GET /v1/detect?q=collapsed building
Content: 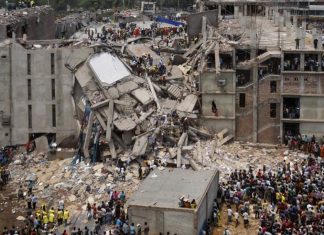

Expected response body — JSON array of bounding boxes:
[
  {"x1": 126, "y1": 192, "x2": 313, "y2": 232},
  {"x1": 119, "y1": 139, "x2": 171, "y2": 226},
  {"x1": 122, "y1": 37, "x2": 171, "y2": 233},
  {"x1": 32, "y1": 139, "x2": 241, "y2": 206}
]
[{"x1": 1, "y1": 0, "x2": 324, "y2": 150}]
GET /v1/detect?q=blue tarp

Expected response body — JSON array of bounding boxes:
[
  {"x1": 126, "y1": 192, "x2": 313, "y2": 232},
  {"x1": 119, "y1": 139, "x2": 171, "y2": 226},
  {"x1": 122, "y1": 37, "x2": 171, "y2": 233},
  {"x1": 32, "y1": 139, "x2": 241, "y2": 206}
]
[{"x1": 155, "y1": 16, "x2": 185, "y2": 27}]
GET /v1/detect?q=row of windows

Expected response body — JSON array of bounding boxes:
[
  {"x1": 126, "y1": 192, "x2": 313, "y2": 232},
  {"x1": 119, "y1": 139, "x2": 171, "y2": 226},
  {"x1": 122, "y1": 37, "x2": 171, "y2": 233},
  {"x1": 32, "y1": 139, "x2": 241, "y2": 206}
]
[
  {"x1": 27, "y1": 53, "x2": 55, "y2": 75},
  {"x1": 28, "y1": 104, "x2": 56, "y2": 128},
  {"x1": 27, "y1": 79, "x2": 55, "y2": 100}
]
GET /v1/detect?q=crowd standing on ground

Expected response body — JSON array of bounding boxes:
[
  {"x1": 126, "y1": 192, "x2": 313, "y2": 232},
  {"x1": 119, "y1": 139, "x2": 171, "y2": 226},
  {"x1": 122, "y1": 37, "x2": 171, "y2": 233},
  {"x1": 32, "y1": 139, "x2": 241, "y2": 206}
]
[{"x1": 217, "y1": 135, "x2": 323, "y2": 235}]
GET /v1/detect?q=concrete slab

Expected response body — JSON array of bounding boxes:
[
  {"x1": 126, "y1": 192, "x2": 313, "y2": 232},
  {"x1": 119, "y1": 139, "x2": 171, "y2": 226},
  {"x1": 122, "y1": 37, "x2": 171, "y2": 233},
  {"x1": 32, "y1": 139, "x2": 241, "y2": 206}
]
[
  {"x1": 88, "y1": 52, "x2": 131, "y2": 86},
  {"x1": 131, "y1": 88, "x2": 153, "y2": 105},
  {"x1": 132, "y1": 134, "x2": 149, "y2": 157},
  {"x1": 114, "y1": 117, "x2": 137, "y2": 131},
  {"x1": 117, "y1": 80, "x2": 139, "y2": 95},
  {"x1": 176, "y1": 94, "x2": 198, "y2": 113},
  {"x1": 35, "y1": 136, "x2": 49, "y2": 153}
]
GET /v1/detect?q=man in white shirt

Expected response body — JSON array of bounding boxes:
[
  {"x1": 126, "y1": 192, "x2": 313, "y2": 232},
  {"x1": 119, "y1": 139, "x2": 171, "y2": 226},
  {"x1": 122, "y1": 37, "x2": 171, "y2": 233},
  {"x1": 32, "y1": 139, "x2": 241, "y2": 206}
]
[
  {"x1": 243, "y1": 211, "x2": 249, "y2": 228},
  {"x1": 227, "y1": 207, "x2": 233, "y2": 224},
  {"x1": 234, "y1": 210, "x2": 239, "y2": 227}
]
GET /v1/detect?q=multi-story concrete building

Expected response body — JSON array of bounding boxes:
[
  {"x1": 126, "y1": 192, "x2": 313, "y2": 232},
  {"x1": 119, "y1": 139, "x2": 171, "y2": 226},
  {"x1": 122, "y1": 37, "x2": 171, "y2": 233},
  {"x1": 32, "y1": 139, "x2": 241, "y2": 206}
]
[
  {"x1": 0, "y1": 39, "x2": 91, "y2": 147},
  {"x1": 197, "y1": 0, "x2": 324, "y2": 143}
]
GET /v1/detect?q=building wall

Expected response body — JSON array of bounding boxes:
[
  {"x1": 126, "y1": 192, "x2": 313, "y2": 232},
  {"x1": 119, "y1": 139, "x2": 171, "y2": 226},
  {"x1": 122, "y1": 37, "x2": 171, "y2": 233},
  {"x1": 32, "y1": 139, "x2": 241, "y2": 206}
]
[
  {"x1": 0, "y1": 42, "x2": 91, "y2": 146},
  {"x1": 300, "y1": 97, "x2": 324, "y2": 120},
  {"x1": 0, "y1": 43, "x2": 11, "y2": 145},
  {"x1": 128, "y1": 206, "x2": 195, "y2": 235},
  {"x1": 196, "y1": 170, "x2": 219, "y2": 234},
  {"x1": 235, "y1": 84, "x2": 253, "y2": 141},
  {"x1": 200, "y1": 71, "x2": 236, "y2": 135},
  {"x1": 257, "y1": 76, "x2": 281, "y2": 143},
  {"x1": 282, "y1": 73, "x2": 324, "y2": 95}
]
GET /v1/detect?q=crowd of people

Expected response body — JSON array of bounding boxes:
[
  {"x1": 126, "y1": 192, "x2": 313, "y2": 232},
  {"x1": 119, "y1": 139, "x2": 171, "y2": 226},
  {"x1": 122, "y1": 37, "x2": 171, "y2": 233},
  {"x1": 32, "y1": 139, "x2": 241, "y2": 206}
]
[
  {"x1": 84, "y1": 22, "x2": 184, "y2": 45},
  {"x1": 217, "y1": 139, "x2": 323, "y2": 235}
]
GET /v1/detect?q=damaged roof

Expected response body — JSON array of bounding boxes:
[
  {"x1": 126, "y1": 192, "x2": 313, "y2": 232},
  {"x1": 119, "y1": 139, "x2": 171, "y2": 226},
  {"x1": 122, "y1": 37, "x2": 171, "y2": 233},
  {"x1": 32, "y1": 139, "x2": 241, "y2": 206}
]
[{"x1": 88, "y1": 52, "x2": 131, "y2": 86}]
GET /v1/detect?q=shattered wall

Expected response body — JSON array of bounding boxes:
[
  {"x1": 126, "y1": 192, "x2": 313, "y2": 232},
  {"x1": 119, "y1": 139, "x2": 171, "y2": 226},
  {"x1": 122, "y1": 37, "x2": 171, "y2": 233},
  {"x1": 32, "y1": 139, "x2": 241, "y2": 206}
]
[{"x1": 187, "y1": 10, "x2": 218, "y2": 39}]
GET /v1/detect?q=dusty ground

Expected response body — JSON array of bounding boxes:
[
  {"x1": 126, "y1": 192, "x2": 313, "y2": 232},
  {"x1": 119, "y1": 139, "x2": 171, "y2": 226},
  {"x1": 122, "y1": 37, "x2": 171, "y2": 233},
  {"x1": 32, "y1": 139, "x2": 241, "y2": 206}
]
[{"x1": 0, "y1": 184, "x2": 26, "y2": 230}]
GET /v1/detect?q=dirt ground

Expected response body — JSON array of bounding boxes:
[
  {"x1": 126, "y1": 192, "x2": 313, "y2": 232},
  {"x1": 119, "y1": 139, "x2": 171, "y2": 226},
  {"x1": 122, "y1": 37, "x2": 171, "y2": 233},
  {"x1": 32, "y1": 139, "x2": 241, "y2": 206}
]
[
  {"x1": 0, "y1": 184, "x2": 26, "y2": 231},
  {"x1": 213, "y1": 205, "x2": 259, "y2": 235}
]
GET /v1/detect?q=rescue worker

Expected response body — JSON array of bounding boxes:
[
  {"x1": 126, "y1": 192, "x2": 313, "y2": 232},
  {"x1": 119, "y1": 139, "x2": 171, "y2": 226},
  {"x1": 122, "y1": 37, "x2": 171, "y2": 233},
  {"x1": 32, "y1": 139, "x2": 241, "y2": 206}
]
[
  {"x1": 48, "y1": 211, "x2": 55, "y2": 227},
  {"x1": 57, "y1": 209, "x2": 63, "y2": 225},
  {"x1": 43, "y1": 214, "x2": 49, "y2": 226},
  {"x1": 63, "y1": 209, "x2": 69, "y2": 226}
]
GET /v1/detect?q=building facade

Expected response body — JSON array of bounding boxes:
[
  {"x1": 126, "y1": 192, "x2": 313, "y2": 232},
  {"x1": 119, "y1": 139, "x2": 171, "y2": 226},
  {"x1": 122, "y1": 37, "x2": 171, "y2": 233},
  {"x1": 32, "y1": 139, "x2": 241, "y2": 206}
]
[
  {"x1": 198, "y1": 0, "x2": 324, "y2": 144},
  {"x1": 0, "y1": 40, "x2": 91, "y2": 147}
]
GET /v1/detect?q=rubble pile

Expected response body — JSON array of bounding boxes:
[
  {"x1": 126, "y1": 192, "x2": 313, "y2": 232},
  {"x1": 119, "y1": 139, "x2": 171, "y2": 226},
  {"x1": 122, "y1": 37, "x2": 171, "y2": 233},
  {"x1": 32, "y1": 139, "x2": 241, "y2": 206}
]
[
  {"x1": 72, "y1": 43, "x2": 211, "y2": 169},
  {"x1": 5, "y1": 151, "x2": 140, "y2": 216},
  {"x1": 55, "y1": 11, "x2": 95, "y2": 39},
  {"x1": 0, "y1": 6, "x2": 52, "y2": 24}
]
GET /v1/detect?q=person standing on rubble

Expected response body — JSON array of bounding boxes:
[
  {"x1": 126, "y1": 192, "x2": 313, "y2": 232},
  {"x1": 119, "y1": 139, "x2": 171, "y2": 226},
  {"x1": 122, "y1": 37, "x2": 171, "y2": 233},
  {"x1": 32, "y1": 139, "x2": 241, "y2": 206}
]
[
  {"x1": 181, "y1": 117, "x2": 189, "y2": 133},
  {"x1": 17, "y1": 185, "x2": 24, "y2": 201}
]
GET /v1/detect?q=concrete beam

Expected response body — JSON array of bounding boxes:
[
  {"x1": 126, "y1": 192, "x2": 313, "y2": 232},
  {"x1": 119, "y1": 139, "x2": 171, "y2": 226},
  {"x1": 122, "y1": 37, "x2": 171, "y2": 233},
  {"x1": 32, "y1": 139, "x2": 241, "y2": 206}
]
[
  {"x1": 145, "y1": 73, "x2": 161, "y2": 110},
  {"x1": 202, "y1": 16, "x2": 207, "y2": 48},
  {"x1": 215, "y1": 42, "x2": 220, "y2": 75},
  {"x1": 83, "y1": 111, "x2": 95, "y2": 158},
  {"x1": 177, "y1": 132, "x2": 188, "y2": 168},
  {"x1": 105, "y1": 100, "x2": 114, "y2": 142}
]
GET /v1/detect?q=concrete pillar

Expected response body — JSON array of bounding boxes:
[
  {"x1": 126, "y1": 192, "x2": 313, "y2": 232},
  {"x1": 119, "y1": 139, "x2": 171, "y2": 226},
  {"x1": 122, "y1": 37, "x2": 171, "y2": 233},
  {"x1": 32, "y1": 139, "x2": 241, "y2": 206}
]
[
  {"x1": 318, "y1": 54, "x2": 322, "y2": 72},
  {"x1": 218, "y1": 5, "x2": 222, "y2": 20},
  {"x1": 234, "y1": 5, "x2": 239, "y2": 19},
  {"x1": 252, "y1": 63, "x2": 258, "y2": 143},
  {"x1": 283, "y1": 10, "x2": 287, "y2": 27},
  {"x1": 239, "y1": 12, "x2": 246, "y2": 28},
  {"x1": 265, "y1": 6, "x2": 269, "y2": 18},
  {"x1": 293, "y1": 15, "x2": 298, "y2": 28},
  {"x1": 301, "y1": 20, "x2": 306, "y2": 49},
  {"x1": 244, "y1": 4, "x2": 248, "y2": 16},
  {"x1": 286, "y1": 11, "x2": 291, "y2": 27},
  {"x1": 300, "y1": 53, "x2": 305, "y2": 71},
  {"x1": 279, "y1": 15, "x2": 284, "y2": 30},
  {"x1": 274, "y1": 11, "x2": 279, "y2": 27}
]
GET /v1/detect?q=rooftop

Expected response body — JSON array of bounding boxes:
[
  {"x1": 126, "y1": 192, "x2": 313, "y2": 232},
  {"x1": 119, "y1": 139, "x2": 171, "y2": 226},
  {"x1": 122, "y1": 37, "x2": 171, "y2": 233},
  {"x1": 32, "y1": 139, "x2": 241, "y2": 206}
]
[{"x1": 127, "y1": 168, "x2": 217, "y2": 209}]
